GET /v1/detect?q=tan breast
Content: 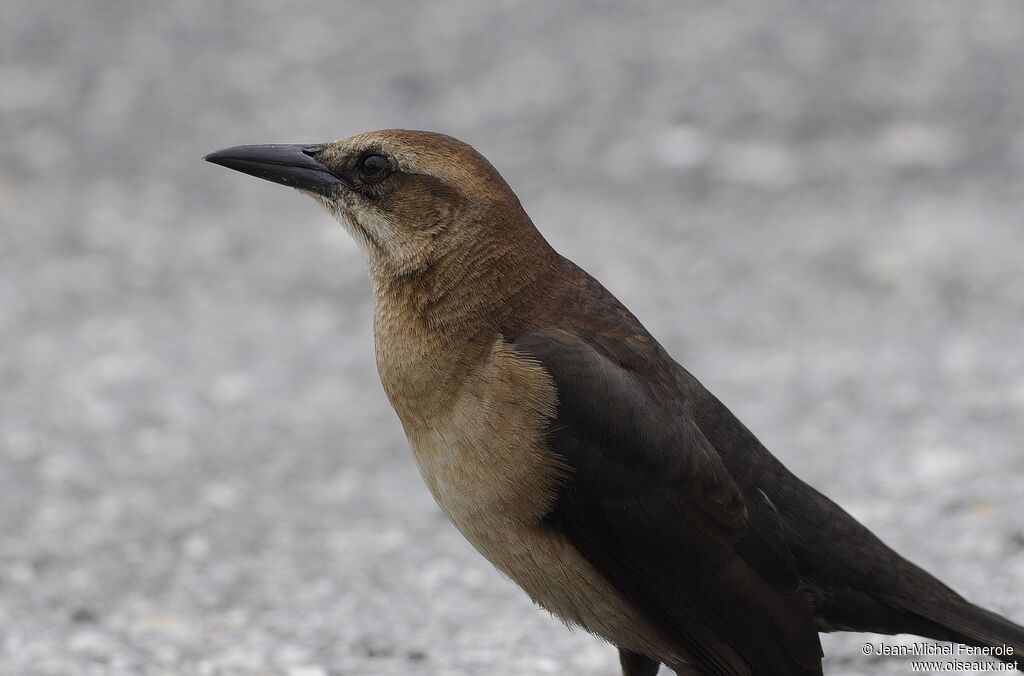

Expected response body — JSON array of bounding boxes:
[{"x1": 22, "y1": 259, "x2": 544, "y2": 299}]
[{"x1": 375, "y1": 329, "x2": 688, "y2": 663}]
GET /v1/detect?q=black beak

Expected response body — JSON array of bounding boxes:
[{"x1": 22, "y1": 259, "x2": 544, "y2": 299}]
[{"x1": 204, "y1": 144, "x2": 349, "y2": 197}]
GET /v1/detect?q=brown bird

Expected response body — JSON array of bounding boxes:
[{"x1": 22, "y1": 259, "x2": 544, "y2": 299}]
[{"x1": 205, "y1": 130, "x2": 1023, "y2": 675}]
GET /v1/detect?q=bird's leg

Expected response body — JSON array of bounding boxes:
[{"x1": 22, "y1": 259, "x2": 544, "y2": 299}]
[{"x1": 619, "y1": 648, "x2": 660, "y2": 676}]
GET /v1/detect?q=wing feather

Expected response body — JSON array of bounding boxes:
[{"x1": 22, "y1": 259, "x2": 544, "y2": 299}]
[{"x1": 509, "y1": 328, "x2": 823, "y2": 676}]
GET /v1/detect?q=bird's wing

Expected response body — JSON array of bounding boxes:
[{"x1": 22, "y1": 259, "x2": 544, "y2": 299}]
[{"x1": 509, "y1": 328, "x2": 823, "y2": 676}]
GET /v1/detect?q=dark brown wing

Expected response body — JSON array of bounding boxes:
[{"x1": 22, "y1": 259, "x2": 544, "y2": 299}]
[{"x1": 509, "y1": 328, "x2": 823, "y2": 676}]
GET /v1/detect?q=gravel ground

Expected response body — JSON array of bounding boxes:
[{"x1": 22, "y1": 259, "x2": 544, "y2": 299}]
[{"x1": 2, "y1": 2, "x2": 1024, "y2": 675}]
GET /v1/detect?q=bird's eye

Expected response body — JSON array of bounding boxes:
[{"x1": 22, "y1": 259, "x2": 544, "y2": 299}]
[{"x1": 358, "y1": 154, "x2": 390, "y2": 179}]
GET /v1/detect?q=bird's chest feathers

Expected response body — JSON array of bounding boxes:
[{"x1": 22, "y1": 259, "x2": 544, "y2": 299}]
[{"x1": 375, "y1": 326, "x2": 567, "y2": 536}]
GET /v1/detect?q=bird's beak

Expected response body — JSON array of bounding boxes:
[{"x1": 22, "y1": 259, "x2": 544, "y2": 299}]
[{"x1": 204, "y1": 144, "x2": 351, "y2": 197}]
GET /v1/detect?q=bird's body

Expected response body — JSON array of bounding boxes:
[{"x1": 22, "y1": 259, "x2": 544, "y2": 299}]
[
  {"x1": 206, "y1": 130, "x2": 1024, "y2": 675},
  {"x1": 373, "y1": 259, "x2": 688, "y2": 666},
  {"x1": 397, "y1": 335, "x2": 680, "y2": 663}
]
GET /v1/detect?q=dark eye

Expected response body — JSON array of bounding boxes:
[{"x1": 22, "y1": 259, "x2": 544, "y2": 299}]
[{"x1": 358, "y1": 154, "x2": 389, "y2": 179}]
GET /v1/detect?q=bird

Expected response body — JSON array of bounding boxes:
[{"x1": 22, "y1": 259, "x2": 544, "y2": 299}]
[{"x1": 205, "y1": 130, "x2": 1024, "y2": 675}]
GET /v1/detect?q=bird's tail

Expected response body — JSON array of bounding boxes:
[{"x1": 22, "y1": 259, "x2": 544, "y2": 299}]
[{"x1": 900, "y1": 596, "x2": 1024, "y2": 671}]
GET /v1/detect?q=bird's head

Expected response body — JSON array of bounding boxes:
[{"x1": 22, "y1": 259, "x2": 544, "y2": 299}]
[{"x1": 205, "y1": 130, "x2": 546, "y2": 282}]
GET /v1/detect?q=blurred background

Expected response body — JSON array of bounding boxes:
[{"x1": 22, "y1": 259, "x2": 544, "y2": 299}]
[{"x1": 2, "y1": 2, "x2": 1024, "y2": 674}]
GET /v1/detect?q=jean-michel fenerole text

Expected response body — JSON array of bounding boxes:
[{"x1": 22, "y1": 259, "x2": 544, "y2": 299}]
[{"x1": 873, "y1": 642, "x2": 1015, "y2": 658}]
